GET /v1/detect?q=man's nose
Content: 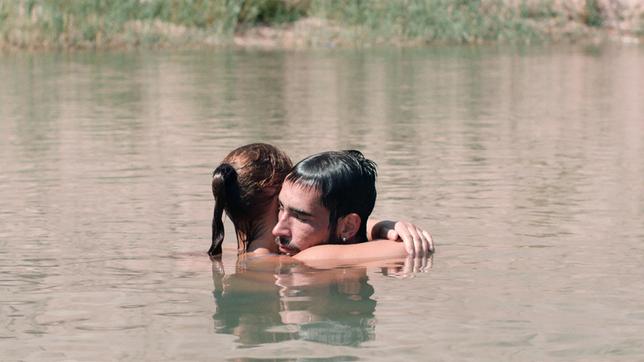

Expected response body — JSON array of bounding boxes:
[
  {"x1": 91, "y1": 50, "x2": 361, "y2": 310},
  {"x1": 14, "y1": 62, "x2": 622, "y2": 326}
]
[{"x1": 272, "y1": 212, "x2": 289, "y2": 237}]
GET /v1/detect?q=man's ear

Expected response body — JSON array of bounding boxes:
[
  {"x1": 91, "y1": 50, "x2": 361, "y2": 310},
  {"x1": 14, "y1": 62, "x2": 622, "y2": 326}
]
[{"x1": 336, "y1": 213, "x2": 361, "y2": 241}]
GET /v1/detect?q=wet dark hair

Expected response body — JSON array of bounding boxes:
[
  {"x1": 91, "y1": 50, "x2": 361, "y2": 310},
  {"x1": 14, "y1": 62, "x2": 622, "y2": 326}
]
[
  {"x1": 285, "y1": 150, "x2": 377, "y2": 243},
  {"x1": 209, "y1": 143, "x2": 292, "y2": 256}
]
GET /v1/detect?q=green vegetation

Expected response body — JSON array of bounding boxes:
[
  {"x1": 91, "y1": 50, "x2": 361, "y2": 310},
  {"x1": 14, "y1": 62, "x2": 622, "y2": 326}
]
[
  {"x1": 0, "y1": 0, "x2": 307, "y2": 48},
  {"x1": 0, "y1": 0, "x2": 640, "y2": 50},
  {"x1": 583, "y1": 0, "x2": 603, "y2": 27},
  {"x1": 309, "y1": 0, "x2": 547, "y2": 44}
]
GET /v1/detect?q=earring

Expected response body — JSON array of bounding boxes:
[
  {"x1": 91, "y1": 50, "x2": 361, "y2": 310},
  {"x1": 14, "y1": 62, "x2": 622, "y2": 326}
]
[{"x1": 341, "y1": 236, "x2": 347, "y2": 242}]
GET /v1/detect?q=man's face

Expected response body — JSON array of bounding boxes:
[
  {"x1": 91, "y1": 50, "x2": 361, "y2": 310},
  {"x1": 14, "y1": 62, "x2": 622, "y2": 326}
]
[{"x1": 272, "y1": 181, "x2": 335, "y2": 256}]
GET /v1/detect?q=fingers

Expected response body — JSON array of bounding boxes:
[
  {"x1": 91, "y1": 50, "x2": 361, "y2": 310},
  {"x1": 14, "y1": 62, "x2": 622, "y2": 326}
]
[
  {"x1": 411, "y1": 225, "x2": 436, "y2": 256},
  {"x1": 423, "y1": 254, "x2": 434, "y2": 271},
  {"x1": 399, "y1": 223, "x2": 424, "y2": 256},
  {"x1": 417, "y1": 228, "x2": 429, "y2": 255},
  {"x1": 401, "y1": 255, "x2": 425, "y2": 276},
  {"x1": 402, "y1": 256, "x2": 414, "y2": 275},
  {"x1": 395, "y1": 223, "x2": 415, "y2": 256},
  {"x1": 390, "y1": 220, "x2": 436, "y2": 257},
  {"x1": 381, "y1": 254, "x2": 433, "y2": 279},
  {"x1": 386, "y1": 229, "x2": 399, "y2": 242},
  {"x1": 415, "y1": 256, "x2": 422, "y2": 273},
  {"x1": 420, "y1": 236, "x2": 429, "y2": 256},
  {"x1": 406, "y1": 254, "x2": 433, "y2": 274},
  {"x1": 408, "y1": 226, "x2": 424, "y2": 257},
  {"x1": 423, "y1": 230, "x2": 435, "y2": 253},
  {"x1": 395, "y1": 221, "x2": 424, "y2": 257}
]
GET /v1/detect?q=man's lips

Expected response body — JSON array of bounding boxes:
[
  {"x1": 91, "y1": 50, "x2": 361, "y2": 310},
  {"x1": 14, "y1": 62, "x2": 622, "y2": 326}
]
[
  {"x1": 276, "y1": 237, "x2": 298, "y2": 255},
  {"x1": 278, "y1": 244, "x2": 297, "y2": 255}
]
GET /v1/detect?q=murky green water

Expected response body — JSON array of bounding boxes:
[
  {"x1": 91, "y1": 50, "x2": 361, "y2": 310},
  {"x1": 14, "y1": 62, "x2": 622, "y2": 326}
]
[{"x1": 1, "y1": 44, "x2": 643, "y2": 361}]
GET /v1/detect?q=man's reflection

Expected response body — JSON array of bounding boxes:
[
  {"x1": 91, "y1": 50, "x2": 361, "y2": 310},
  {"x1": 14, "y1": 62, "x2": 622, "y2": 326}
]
[{"x1": 211, "y1": 256, "x2": 377, "y2": 347}]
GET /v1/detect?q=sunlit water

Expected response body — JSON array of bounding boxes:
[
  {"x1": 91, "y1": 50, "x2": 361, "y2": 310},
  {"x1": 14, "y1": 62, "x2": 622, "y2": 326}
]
[{"x1": 1, "y1": 44, "x2": 643, "y2": 361}]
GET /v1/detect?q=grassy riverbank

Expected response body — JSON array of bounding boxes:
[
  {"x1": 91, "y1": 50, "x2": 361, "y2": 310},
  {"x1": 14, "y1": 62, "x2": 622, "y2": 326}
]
[{"x1": 1, "y1": 0, "x2": 642, "y2": 50}]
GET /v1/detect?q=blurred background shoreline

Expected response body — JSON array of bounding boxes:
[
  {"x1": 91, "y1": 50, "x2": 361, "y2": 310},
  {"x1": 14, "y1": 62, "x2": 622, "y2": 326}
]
[{"x1": 1, "y1": 0, "x2": 642, "y2": 52}]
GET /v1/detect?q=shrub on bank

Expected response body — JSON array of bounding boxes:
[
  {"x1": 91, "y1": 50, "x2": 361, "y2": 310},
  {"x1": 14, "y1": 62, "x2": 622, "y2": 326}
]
[
  {"x1": 0, "y1": 0, "x2": 640, "y2": 49},
  {"x1": 0, "y1": 0, "x2": 308, "y2": 48},
  {"x1": 309, "y1": 0, "x2": 546, "y2": 44}
]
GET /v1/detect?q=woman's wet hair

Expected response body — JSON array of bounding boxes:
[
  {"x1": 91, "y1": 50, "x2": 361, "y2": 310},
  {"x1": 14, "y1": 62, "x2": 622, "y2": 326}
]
[
  {"x1": 285, "y1": 150, "x2": 377, "y2": 243},
  {"x1": 209, "y1": 143, "x2": 292, "y2": 256}
]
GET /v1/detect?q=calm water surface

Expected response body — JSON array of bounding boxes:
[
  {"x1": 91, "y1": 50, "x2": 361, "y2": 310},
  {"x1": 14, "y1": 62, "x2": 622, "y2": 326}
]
[{"x1": 1, "y1": 45, "x2": 643, "y2": 361}]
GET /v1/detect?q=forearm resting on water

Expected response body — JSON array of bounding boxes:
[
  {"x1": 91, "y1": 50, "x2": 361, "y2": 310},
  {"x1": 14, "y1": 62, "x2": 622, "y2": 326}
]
[{"x1": 293, "y1": 240, "x2": 408, "y2": 262}]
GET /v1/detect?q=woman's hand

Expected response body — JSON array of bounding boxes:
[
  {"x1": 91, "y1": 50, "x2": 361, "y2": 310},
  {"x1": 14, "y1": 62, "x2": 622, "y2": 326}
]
[{"x1": 378, "y1": 220, "x2": 434, "y2": 256}]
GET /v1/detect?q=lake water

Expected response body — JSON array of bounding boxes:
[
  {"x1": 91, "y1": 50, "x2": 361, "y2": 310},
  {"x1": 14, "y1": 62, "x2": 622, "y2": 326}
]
[{"x1": 1, "y1": 44, "x2": 643, "y2": 361}]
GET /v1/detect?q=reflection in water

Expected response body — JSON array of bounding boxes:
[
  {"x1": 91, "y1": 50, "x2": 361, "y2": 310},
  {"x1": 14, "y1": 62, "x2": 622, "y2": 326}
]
[
  {"x1": 1, "y1": 45, "x2": 643, "y2": 360},
  {"x1": 211, "y1": 256, "x2": 376, "y2": 347}
]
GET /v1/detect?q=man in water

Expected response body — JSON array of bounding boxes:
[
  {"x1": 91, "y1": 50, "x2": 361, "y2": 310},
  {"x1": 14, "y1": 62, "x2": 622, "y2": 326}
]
[
  {"x1": 211, "y1": 150, "x2": 431, "y2": 346},
  {"x1": 273, "y1": 150, "x2": 433, "y2": 261}
]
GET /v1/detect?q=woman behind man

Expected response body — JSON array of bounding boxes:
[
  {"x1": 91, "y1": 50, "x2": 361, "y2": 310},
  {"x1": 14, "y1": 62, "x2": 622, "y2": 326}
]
[{"x1": 209, "y1": 143, "x2": 433, "y2": 260}]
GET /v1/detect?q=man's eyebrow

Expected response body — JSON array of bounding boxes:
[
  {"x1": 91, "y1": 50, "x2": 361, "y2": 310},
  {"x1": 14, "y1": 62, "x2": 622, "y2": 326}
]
[
  {"x1": 277, "y1": 198, "x2": 313, "y2": 218},
  {"x1": 286, "y1": 205, "x2": 313, "y2": 218},
  {"x1": 290, "y1": 207, "x2": 313, "y2": 218}
]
